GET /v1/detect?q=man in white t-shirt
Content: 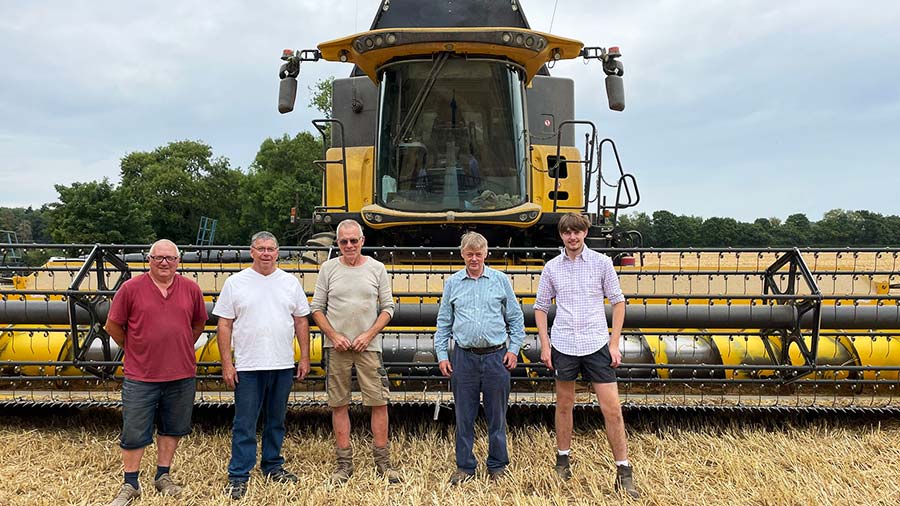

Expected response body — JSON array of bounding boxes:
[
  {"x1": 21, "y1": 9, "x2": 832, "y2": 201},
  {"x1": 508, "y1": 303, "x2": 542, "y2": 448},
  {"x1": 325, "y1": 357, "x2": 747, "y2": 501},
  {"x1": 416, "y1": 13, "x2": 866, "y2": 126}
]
[{"x1": 214, "y1": 231, "x2": 311, "y2": 500}]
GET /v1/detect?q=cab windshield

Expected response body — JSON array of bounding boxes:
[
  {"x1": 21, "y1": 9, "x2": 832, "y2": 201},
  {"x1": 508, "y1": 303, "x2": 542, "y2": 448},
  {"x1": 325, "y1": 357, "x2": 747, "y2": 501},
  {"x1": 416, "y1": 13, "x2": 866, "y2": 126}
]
[{"x1": 376, "y1": 57, "x2": 528, "y2": 212}]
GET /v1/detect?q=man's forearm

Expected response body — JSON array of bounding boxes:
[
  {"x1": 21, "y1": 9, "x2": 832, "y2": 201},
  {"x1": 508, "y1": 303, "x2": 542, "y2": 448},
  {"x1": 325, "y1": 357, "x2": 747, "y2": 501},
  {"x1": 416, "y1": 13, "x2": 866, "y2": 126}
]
[
  {"x1": 216, "y1": 322, "x2": 234, "y2": 368},
  {"x1": 295, "y1": 318, "x2": 310, "y2": 360}
]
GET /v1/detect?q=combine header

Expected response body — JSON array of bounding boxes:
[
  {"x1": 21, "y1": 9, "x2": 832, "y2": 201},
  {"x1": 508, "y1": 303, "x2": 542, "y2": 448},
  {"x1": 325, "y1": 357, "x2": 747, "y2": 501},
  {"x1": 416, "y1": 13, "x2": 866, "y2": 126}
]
[
  {"x1": 1, "y1": 245, "x2": 899, "y2": 412},
  {"x1": 2, "y1": 1, "x2": 898, "y2": 412}
]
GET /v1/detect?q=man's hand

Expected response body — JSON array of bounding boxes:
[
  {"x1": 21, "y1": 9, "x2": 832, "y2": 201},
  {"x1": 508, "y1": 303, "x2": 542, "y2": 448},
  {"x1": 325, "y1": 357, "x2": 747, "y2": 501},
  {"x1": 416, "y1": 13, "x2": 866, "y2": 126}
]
[
  {"x1": 222, "y1": 363, "x2": 238, "y2": 389},
  {"x1": 439, "y1": 359, "x2": 453, "y2": 377},
  {"x1": 350, "y1": 332, "x2": 373, "y2": 353},
  {"x1": 330, "y1": 332, "x2": 352, "y2": 352},
  {"x1": 295, "y1": 357, "x2": 310, "y2": 380},
  {"x1": 609, "y1": 346, "x2": 622, "y2": 368},
  {"x1": 540, "y1": 346, "x2": 553, "y2": 371},
  {"x1": 503, "y1": 351, "x2": 518, "y2": 371}
]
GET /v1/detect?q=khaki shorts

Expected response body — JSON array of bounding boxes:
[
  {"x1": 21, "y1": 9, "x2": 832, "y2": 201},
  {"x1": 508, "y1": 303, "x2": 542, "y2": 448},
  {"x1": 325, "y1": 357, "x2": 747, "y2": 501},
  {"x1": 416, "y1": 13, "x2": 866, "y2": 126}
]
[{"x1": 325, "y1": 349, "x2": 390, "y2": 407}]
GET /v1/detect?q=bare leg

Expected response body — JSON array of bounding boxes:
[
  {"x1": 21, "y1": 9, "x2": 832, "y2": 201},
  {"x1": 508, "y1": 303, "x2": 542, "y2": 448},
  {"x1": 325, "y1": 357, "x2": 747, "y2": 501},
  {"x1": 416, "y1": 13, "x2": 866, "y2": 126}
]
[
  {"x1": 593, "y1": 382, "x2": 628, "y2": 461},
  {"x1": 122, "y1": 448, "x2": 145, "y2": 473},
  {"x1": 371, "y1": 405, "x2": 389, "y2": 447},
  {"x1": 156, "y1": 435, "x2": 180, "y2": 467},
  {"x1": 555, "y1": 381, "x2": 576, "y2": 451},
  {"x1": 332, "y1": 405, "x2": 352, "y2": 448}
]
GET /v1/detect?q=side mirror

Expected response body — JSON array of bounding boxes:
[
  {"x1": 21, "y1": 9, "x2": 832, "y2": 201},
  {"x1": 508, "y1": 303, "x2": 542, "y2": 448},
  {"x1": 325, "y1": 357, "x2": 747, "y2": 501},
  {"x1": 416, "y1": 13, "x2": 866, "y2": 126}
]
[
  {"x1": 605, "y1": 75, "x2": 625, "y2": 112},
  {"x1": 278, "y1": 76, "x2": 298, "y2": 114}
]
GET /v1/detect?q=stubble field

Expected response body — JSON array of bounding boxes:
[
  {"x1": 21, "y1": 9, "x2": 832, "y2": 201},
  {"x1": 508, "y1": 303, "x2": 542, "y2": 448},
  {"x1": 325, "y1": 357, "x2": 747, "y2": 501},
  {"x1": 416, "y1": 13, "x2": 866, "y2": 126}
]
[{"x1": 1, "y1": 406, "x2": 899, "y2": 506}]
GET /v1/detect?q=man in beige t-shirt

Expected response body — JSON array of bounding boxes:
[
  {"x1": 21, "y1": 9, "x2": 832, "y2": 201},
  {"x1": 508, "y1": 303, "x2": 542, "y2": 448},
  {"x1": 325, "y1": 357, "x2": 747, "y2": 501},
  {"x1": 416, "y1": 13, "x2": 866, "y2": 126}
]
[{"x1": 310, "y1": 219, "x2": 399, "y2": 484}]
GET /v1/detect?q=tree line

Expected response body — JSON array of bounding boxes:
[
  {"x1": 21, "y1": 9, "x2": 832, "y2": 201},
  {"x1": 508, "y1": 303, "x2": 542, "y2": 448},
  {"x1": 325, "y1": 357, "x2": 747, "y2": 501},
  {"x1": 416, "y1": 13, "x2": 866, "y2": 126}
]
[
  {"x1": 618, "y1": 210, "x2": 900, "y2": 247},
  {"x1": 1, "y1": 134, "x2": 323, "y2": 248}
]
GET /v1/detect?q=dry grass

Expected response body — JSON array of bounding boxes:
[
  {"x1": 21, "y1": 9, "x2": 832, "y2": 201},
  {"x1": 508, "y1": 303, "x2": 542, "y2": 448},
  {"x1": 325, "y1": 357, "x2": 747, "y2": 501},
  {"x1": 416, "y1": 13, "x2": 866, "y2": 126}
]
[{"x1": 1, "y1": 407, "x2": 899, "y2": 506}]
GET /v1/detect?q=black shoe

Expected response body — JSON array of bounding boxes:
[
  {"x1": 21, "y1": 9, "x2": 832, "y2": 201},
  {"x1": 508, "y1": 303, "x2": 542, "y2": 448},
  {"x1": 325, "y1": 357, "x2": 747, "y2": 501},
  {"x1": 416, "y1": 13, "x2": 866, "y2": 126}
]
[
  {"x1": 265, "y1": 468, "x2": 298, "y2": 483},
  {"x1": 228, "y1": 481, "x2": 248, "y2": 500},
  {"x1": 555, "y1": 454, "x2": 572, "y2": 481}
]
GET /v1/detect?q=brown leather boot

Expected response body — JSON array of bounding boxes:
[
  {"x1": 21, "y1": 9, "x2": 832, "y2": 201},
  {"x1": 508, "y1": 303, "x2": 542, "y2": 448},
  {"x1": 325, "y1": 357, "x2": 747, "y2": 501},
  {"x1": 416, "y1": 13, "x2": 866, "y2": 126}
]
[
  {"x1": 373, "y1": 444, "x2": 402, "y2": 483},
  {"x1": 330, "y1": 446, "x2": 354, "y2": 485},
  {"x1": 615, "y1": 464, "x2": 641, "y2": 498}
]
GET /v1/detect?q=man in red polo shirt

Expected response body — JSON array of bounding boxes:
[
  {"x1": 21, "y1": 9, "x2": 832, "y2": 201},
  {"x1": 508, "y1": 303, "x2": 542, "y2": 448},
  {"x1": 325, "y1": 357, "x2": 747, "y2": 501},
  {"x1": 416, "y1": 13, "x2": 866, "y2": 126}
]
[{"x1": 104, "y1": 239, "x2": 208, "y2": 506}]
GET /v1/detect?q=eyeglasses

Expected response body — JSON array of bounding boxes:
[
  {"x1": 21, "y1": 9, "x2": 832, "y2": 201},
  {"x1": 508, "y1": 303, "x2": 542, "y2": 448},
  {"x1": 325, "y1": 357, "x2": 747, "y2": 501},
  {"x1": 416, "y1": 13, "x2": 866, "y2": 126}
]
[
  {"x1": 252, "y1": 246, "x2": 278, "y2": 253},
  {"x1": 338, "y1": 238, "x2": 360, "y2": 246},
  {"x1": 149, "y1": 255, "x2": 178, "y2": 263}
]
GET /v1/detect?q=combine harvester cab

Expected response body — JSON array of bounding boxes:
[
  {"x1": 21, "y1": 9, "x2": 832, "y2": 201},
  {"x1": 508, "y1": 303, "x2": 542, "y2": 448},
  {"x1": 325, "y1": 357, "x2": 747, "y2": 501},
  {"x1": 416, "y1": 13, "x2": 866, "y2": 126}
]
[{"x1": 278, "y1": 0, "x2": 640, "y2": 252}]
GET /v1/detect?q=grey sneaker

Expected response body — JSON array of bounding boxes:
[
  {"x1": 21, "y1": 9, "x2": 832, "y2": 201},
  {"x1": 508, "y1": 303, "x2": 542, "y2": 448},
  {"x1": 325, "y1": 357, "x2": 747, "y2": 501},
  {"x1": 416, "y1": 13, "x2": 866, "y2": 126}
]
[
  {"x1": 615, "y1": 464, "x2": 641, "y2": 498},
  {"x1": 107, "y1": 483, "x2": 141, "y2": 506},
  {"x1": 228, "y1": 480, "x2": 248, "y2": 500},
  {"x1": 555, "y1": 454, "x2": 572, "y2": 481},
  {"x1": 265, "y1": 468, "x2": 298, "y2": 483},
  {"x1": 488, "y1": 467, "x2": 506, "y2": 482},
  {"x1": 448, "y1": 469, "x2": 475, "y2": 486},
  {"x1": 153, "y1": 473, "x2": 182, "y2": 496}
]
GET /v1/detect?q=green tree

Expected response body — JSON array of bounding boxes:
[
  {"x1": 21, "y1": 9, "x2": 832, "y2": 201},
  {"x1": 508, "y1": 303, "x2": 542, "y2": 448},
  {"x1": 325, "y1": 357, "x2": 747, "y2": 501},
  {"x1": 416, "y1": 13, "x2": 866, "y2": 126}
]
[
  {"x1": 813, "y1": 209, "x2": 855, "y2": 246},
  {"x1": 698, "y1": 217, "x2": 741, "y2": 247},
  {"x1": 236, "y1": 133, "x2": 323, "y2": 244},
  {"x1": 119, "y1": 141, "x2": 243, "y2": 244},
  {"x1": 618, "y1": 212, "x2": 654, "y2": 246},
  {"x1": 308, "y1": 76, "x2": 334, "y2": 118},
  {"x1": 48, "y1": 179, "x2": 154, "y2": 243},
  {"x1": 308, "y1": 76, "x2": 335, "y2": 147}
]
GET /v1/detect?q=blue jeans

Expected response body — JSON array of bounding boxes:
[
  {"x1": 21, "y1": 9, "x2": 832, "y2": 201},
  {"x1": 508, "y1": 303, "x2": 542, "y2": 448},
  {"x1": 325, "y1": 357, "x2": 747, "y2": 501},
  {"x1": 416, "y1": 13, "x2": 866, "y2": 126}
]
[
  {"x1": 450, "y1": 346, "x2": 511, "y2": 473},
  {"x1": 120, "y1": 377, "x2": 195, "y2": 449},
  {"x1": 228, "y1": 368, "x2": 293, "y2": 482}
]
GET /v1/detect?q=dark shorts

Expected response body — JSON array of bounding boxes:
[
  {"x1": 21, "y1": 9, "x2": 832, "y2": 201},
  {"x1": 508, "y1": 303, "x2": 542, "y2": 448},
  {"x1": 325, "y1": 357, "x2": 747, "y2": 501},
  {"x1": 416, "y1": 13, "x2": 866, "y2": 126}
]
[
  {"x1": 552, "y1": 345, "x2": 617, "y2": 384},
  {"x1": 120, "y1": 377, "x2": 195, "y2": 449}
]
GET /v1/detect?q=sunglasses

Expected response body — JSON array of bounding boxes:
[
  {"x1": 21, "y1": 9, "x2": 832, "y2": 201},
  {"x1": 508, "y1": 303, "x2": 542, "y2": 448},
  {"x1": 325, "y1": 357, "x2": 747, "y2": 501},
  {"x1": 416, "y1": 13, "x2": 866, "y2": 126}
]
[{"x1": 338, "y1": 238, "x2": 360, "y2": 246}]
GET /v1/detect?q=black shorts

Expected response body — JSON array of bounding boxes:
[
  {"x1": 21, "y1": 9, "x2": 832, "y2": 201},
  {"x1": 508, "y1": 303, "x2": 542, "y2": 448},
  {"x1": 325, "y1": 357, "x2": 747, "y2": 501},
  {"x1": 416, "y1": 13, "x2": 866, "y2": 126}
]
[{"x1": 551, "y1": 345, "x2": 617, "y2": 384}]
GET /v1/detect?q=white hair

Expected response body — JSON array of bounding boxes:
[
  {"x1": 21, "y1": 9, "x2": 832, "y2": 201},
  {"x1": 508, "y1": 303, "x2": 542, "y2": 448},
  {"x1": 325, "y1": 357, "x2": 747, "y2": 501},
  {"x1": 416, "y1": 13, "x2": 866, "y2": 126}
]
[
  {"x1": 336, "y1": 219, "x2": 364, "y2": 238},
  {"x1": 149, "y1": 239, "x2": 180, "y2": 257}
]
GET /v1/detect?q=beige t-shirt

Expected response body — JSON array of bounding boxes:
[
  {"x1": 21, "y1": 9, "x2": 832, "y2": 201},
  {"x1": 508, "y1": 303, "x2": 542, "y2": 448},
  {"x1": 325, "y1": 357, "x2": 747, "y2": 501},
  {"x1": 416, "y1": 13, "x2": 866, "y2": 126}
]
[{"x1": 310, "y1": 256, "x2": 395, "y2": 352}]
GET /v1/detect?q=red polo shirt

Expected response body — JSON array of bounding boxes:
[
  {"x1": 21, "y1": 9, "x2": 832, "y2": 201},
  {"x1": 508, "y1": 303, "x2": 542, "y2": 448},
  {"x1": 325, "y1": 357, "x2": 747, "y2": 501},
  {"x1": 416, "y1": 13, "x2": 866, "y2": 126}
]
[{"x1": 107, "y1": 273, "x2": 208, "y2": 381}]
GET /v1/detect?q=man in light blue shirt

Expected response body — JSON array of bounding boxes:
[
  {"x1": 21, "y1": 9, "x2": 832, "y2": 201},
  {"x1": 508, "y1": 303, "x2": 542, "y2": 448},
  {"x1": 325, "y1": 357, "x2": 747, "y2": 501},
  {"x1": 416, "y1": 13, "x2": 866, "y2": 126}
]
[{"x1": 435, "y1": 231, "x2": 525, "y2": 484}]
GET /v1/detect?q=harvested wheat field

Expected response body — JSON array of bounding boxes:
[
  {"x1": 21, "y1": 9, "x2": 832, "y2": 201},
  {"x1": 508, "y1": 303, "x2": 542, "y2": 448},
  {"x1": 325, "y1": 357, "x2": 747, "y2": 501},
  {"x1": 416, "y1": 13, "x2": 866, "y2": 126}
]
[{"x1": 1, "y1": 407, "x2": 899, "y2": 506}]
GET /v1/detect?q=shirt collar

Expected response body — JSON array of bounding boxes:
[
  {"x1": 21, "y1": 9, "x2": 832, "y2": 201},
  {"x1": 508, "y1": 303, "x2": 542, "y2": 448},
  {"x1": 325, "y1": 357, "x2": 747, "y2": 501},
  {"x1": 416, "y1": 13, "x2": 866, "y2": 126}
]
[
  {"x1": 463, "y1": 265, "x2": 493, "y2": 279},
  {"x1": 559, "y1": 247, "x2": 588, "y2": 262}
]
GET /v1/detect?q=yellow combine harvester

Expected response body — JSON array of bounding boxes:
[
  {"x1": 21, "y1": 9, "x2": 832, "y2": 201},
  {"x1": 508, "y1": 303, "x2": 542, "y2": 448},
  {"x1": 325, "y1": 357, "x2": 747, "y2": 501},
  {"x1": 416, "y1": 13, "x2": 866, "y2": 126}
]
[{"x1": 2, "y1": 1, "x2": 899, "y2": 411}]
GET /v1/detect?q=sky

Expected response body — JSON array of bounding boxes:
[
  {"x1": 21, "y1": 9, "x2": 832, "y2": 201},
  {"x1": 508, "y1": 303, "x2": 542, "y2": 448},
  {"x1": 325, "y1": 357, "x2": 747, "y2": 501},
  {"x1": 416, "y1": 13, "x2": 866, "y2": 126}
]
[{"x1": 1, "y1": 0, "x2": 898, "y2": 222}]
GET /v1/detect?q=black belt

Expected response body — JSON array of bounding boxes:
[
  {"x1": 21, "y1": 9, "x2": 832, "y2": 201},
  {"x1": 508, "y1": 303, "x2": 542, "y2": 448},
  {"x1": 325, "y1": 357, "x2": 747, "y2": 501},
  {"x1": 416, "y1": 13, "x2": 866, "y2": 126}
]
[{"x1": 460, "y1": 344, "x2": 504, "y2": 354}]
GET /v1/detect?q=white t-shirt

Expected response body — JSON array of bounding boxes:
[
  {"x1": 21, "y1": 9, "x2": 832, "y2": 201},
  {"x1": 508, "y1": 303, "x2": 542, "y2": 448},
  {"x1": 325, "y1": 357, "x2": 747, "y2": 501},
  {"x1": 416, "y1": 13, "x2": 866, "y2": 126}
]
[{"x1": 212, "y1": 267, "x2": 310, "y2": 371}]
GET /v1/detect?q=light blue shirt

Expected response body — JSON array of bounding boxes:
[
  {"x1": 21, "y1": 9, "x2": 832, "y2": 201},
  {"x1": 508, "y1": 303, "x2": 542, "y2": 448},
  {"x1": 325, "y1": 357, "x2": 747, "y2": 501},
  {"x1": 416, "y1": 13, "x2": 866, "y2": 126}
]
[{"x1": 434, "y1": 265, "x2": 525, "y2": 362}]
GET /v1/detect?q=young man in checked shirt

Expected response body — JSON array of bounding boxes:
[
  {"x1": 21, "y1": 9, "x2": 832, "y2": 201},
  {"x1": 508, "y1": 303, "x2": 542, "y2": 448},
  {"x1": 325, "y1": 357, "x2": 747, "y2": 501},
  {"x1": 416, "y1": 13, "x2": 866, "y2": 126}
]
[{"x1": 534, "y1": 213, "x2": 640, "y2": 498}]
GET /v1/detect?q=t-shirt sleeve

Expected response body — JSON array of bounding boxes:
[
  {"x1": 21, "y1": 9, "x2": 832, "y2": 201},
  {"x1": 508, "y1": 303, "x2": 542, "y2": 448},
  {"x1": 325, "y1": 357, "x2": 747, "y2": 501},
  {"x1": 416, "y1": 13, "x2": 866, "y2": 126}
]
[
  {"x1": 309, "y1": 262, "x2": 330, "y2": 314},
  {"x1": 376, "y1": 264, "x2": 395, "y2": 317},
  {"x1": 107, "y1": 281, "x2": 132, "y2": 325},
  {"x1": 293, "y1": 277, "x2": 311, "y2": 317},
  {"x1": 191, "y1": 282, "x2": 209, "y2": 324},
  {"x1": 212, "y1": 278, "x2": 236, "y2": 319}
]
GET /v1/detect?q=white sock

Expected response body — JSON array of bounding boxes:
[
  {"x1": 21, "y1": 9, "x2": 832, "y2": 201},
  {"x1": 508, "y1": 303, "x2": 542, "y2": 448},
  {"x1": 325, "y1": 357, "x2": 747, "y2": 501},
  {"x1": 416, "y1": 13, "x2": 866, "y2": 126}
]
[
  {"x1": 615, "y1": 459, "x2": 630, "y2": 467},
  {"x1": 557, "y1": 449, "x2": 570, "y2": 456}
]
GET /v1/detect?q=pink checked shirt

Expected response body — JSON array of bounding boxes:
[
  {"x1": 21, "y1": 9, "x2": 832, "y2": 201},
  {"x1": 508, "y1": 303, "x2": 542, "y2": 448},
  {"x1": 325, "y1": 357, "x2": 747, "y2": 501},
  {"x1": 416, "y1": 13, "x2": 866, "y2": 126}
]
[{"x1": 534, "y1": 247, "x2": 625, "y2": 356}]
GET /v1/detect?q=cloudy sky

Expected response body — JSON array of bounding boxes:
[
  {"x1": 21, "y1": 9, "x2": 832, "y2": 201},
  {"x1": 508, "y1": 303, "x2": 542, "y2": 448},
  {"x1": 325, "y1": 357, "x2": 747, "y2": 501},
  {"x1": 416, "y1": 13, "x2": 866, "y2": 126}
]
[{"x1": 2, "y1": 0, "x2": 898, "y2": 222}]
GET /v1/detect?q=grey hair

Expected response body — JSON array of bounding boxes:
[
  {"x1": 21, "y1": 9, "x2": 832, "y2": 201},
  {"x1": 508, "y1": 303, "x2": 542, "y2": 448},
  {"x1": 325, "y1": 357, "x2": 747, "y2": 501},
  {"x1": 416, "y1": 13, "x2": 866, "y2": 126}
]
[
  {"x1": 459, "y1": 231, "x2": 488, "y2": 252},
  {"x1": 250, "y1": 230, "x2": 279, "y2": 247},
  {"x1": 336, "y1": 219, "x2": 364, "y2": 238},
  {"x1": 149, "y1": 239, "x2": 180, "y2": 257}
]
